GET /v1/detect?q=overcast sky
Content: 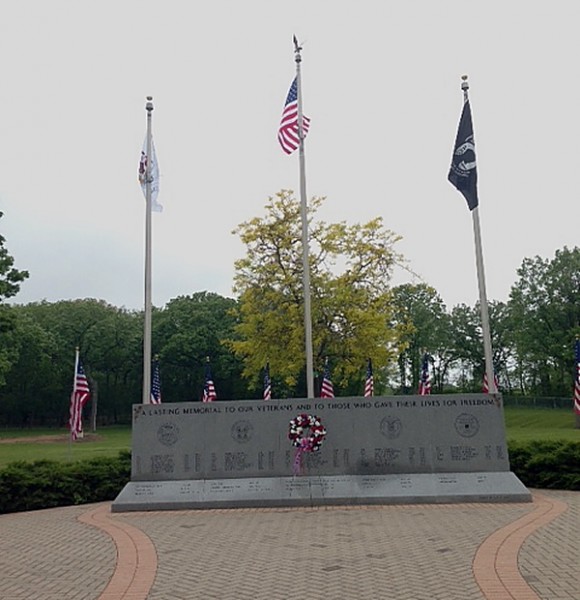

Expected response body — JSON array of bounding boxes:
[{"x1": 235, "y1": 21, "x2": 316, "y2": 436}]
[{"x1": 1, "y1": 1, "x2": 578, "y2": 313}]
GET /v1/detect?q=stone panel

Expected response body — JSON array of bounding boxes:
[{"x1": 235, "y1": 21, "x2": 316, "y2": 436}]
[
  {"x1": 130, "y1": 394, "x2": 510, "y2": 481},
  {"x1": 112, "y1": 471, "x2": 531, "y2": 511}
]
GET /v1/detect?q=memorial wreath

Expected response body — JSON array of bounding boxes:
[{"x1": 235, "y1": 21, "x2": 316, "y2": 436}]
[{"x1": 288, "y1": 413, "x2": 326, "y2": 452}]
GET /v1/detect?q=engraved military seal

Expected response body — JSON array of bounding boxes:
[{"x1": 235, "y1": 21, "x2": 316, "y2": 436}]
[
  {"x1": 231, "y1": 420, "x2": 254, "y2": 443},
  {"x1": 380, "y1": 416, "x2": 402, "y2": 439},
  {"x1": 454, "y1": 413, "x2": 480, "y2": 438},
  {"x1": 157, "y1": 422, "x2": 179, "y2": 446}
]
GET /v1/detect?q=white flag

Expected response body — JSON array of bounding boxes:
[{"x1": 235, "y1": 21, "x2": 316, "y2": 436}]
[{"x1": 138, "y1": 137, "x2": 163, "y2": 212}]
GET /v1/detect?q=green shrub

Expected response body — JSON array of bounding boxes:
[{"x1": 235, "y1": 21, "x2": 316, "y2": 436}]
[
  {"x1": 0, "y1": 450, "x2": 131, "y2": 514},
  {"x1": 508, "y1": 440, "x2": 580, "y2": 490}
]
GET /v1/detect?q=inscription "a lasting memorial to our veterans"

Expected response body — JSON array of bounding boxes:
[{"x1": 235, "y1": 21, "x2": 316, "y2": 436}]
[{"x1": 135, "y1": 395, "x2": 496, "y2": 420}]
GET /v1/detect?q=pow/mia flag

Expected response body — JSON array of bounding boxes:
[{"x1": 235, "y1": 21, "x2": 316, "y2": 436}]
[{"x1": 448, "y1": 100, "x2": 478, "y2": 210}]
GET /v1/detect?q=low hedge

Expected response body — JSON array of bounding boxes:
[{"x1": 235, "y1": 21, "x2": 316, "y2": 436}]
[
  {"x1": 0, "y1": 450, "x2": 131, "y2": 514},
  {"x1": 507, "y1": 440, "x2": 580, "y2": 491},
  {"x1": 0, "y1": 441, "x2": 578, "y2": 514}
]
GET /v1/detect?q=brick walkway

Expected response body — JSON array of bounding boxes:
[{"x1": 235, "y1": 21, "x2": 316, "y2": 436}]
[{"x1": 0, "y1": 490, "x2": 577, "y2": 599}]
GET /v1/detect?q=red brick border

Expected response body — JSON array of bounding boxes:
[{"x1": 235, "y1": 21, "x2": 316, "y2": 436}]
[
  {"x1": 472, "y1": 493, "x2": 568, "y2": 600},
  {"x1": 78, "y1": 504, "x2": 157, "y2": 600}
]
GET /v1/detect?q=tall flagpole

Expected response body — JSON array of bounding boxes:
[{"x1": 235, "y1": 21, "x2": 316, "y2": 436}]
[
  {"x1": 294, "y1": 36, "x2": 315, "y2": 399},
  {"x1": 462, "y1": 77, "x2": 496, "y2": 395},
  {"x1": 142, "y1": 96, "x2": 154, "y2": 404}
]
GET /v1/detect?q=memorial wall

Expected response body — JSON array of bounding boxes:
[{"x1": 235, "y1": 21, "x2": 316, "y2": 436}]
[
  {"x1": 131, "y1": 394, "x2": 510, "y2": 480},
  {"x1": 112, "y1": 394, "x2": 531, "y2": 510}
]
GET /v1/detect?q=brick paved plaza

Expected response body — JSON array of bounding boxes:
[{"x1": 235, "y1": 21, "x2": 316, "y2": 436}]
[{"x1": 0, "y1": 490, "x2": 577, "y2": 599}]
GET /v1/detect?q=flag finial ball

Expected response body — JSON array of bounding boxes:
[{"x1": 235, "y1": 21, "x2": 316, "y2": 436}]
[{"x1": 145, "y1": 96, "x2": 154, "y2": 112}]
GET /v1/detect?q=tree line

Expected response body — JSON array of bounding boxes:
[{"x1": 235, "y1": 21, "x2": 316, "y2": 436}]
[{"x1": 0, "y1": 198, "x2": 578, "y2": 427}]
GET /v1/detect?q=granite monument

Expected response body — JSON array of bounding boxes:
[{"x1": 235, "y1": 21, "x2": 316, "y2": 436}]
[{"x1": 112, "y1": 394, "x2": 531, "y2": 511}]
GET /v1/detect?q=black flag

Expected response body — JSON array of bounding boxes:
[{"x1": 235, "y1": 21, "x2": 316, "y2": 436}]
[{"x1": 448, "y1": 100, "x2": 478, "y2": 210}]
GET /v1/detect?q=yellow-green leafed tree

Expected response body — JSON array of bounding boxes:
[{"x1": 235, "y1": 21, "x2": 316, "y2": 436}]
[{"x1": 230, "y1": 190, "x2": 409, "y2": 394}]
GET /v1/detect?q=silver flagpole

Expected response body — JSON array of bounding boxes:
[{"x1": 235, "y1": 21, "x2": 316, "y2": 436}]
[
  {"x1": 142, "y1": 96, "x2": 154, "y2": 404},
  {"x1": 462, "y1": 77, "x2": 496, "y2": 395},
  {"x1": 294, "y1": 36, "x2": 315, "y2": 399}
]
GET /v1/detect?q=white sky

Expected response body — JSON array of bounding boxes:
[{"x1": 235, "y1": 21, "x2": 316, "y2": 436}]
[{"x1": 1, "y1": 1, "x2": 578, "y2": 312}]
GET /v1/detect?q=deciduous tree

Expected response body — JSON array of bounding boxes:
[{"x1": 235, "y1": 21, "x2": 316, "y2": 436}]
[
  {"x1": 0, "y1": 212, "x2": 28, "y2": 302},
  {"x1": 0, "y1": 212, "x2": 29, "y2": 387},
  {"x1": 391, "y1": 284, "x2": 451, "y2": 393},
  {"x1": 154, "y1": 292, "x2": 246, "y2": 400},
  {"x1": 508, "y1": 246, "x2": 580, "y2": 396},
  {"x1": 230, "y1": 190, "x2": 408, "y2": 394}
]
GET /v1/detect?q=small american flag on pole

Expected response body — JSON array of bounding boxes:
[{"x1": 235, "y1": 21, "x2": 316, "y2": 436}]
[
  {"x1": 418, "y1": 353, "x2": 431, "y2": 396},
  {"x1": 483, "y1": 370, "x2": 499, "y2": 394},
  {"x1": 278, "y1": 78, "x2": 310, "y2": 155},
  {"x1": 69, "y1": 350, "x2": 91, "y2": 441},
  {"x1": 320, "y1": 359, "x2": 335, "y2": 399},
  {"x1": 574, "y1": 339, "x2": 580, "y2": 416},
  {"x1": 364, "y1": 358, "x2": 374, "y2": 398},
  {"x1": 202, "y1": 359, "x2": 217, "y2": 403},
  {"x1": 151, "y1": 357, "x2": 162, "y2": 404},
  {"x1": 263, "y1": 362, "x2": 272, "y2": 401}
]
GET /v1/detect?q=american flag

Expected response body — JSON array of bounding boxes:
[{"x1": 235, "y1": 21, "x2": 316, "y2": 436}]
[
  {"x1": 202, "y1": 360, "x2": 217, "y2": 403},
  {"x1": 263, "y1": 362, "x2": 272, "y2": 401},
  {"x1": 151, "y1": 358, "x2": 162, "y2": 404},
  {"x1": 364, "y1": 358, "x2": 374, "y2": 398},
  {"x1": 320, "y1": 360, "x2": 335, "y2": 398},
  {"x1": 574, "y1": 339, "x2": 580, "y2": 415},
  {"x1": 278, "y1": 77, "x2": 310, "y2": 155},
  {"x1": 69, "y1": 355, "x2": 91, "y2": 441},
  {"x1": 418, "y1": 353, "x2": 431, "y2": 396},
  {"x1": 483, "y1": 370, "x2": 499, "y2": 394}
]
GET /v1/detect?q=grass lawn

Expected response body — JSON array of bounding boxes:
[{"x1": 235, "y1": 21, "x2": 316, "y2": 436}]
[
  {"x1": 0, "y1": 408, "x2": 577, "y2": 469},
  {"x1": 504, "y1": 407, "x2": 579, "y2": 443},
  {"x1": 0, "y1": 426, "x2": 131, "y2": 469}
]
